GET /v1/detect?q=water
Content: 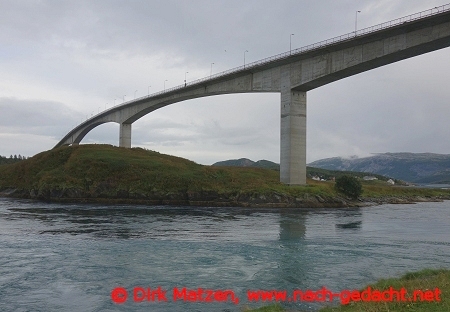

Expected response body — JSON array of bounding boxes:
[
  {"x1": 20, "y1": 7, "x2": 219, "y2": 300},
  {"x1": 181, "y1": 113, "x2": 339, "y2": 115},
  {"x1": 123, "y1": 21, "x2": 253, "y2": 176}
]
[
  {"x1": 414, "y1": 183, "x2": 450, "y2": 189},
  {"x1": 0, "y1": 198, "x2": 449, "y2": 311}
]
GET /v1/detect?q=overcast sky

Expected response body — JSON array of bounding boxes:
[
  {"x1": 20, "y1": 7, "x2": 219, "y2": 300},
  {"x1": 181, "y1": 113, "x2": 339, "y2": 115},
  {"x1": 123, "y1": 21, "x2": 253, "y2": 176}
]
[{"x1": 1, "y1": 0, "x2": 450, "y2": 164}]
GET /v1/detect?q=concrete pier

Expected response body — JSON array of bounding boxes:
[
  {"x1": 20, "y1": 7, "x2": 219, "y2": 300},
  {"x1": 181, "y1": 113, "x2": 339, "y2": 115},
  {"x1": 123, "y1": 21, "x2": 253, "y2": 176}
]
[
  {"x1": 280, "y1": 88, "x2": 307, "y2": 185},
  {"x1": 119, "y1": 123, "x2": 132, "y2": 148}
]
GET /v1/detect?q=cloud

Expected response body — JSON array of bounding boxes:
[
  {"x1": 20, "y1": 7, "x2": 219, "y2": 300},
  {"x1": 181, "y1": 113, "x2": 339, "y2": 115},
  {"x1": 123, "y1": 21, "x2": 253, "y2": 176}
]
[
  {"x1": 0, "y1": 133, "x2": 60, "y2": 158},
  {"x1": 0, "y1": 97, "x2": 82, "y2": 134},
  {"x1": 0, "y1": 97, "x2": 85, "y2": 156},
  {"x1": 0, "y1": 0, "x2": 449, "y2": 164}
]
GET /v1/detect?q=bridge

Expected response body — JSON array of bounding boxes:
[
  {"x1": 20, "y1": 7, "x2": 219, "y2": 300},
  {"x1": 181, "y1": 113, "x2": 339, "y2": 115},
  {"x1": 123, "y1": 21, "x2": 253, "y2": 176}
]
[{"x1": 55, "y1": 4, "x2": 450, "y2": 185}]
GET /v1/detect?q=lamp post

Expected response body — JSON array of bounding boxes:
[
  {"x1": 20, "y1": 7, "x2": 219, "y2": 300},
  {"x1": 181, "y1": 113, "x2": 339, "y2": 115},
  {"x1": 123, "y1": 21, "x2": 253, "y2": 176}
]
[
  {"x1": 290, "y1": 33, "x2": 294, "y2": 55},
  {"x1": 210, "y1": 63, "x2": 214, "y2": 77},
  {"x1": 244, "y1": 50, "x2": 248, "y2": 68},
  {"x1": 355, "y1": 10, "x2": 361, "y2": 35},
  {"x1": 185, "y1": 72, "x2": 189, "y2": 86}
]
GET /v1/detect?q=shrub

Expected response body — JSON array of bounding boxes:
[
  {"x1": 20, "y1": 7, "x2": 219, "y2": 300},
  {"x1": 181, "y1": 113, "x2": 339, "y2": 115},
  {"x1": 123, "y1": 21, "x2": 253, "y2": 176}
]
[{"x1": 335, "y1": 175, "x2": 362, "y2": 199}]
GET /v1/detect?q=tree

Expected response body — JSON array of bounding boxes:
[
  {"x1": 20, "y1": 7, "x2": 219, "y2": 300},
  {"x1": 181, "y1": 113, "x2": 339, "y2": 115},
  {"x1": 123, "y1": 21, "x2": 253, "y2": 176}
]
[{"x1": 335, "y1": 175, "x2": 362, "y2": 199}]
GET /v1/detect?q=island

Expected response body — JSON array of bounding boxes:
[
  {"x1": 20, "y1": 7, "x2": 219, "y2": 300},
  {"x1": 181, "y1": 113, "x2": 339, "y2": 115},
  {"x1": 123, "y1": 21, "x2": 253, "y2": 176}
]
[{"x1": 1, "y1": 144, "x2": 449, "y2": 207}]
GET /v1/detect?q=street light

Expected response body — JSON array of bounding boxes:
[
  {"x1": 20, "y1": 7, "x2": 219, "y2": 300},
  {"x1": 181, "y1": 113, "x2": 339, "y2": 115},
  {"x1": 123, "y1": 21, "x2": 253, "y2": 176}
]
[
  {"x1": 244, "y1": 50, "x2": 248, "y2": 68},
  {"x1": 210, "y1": 63, "x2": 214, "y2": 77},
  {"x1": 164, "y1": 80, "x2": 168, "y2": 91},
  {"x1": 290, "y1": 33, "x2": 294, "y2": 55},
  {"x1": 185, "y1": 72, "x2": 189, "y2": 86},
  {"x1": 355, "y1": 10, "x2": 361, "y2": 34}
]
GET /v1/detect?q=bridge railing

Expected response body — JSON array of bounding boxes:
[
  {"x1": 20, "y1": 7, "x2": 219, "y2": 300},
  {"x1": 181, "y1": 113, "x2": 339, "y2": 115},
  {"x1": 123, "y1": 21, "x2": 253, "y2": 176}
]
[{"x1": 99, "y1": 4, "x2": 450, "y2": 114}]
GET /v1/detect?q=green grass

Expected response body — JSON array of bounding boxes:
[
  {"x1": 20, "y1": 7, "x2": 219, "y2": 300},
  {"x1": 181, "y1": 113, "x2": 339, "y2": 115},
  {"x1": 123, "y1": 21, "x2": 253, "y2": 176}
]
[
  {"x1": 0, "y1": 145, "x2": 334, "y2": 201},
  {"x1": 362, "y1": 184, "x2": 450, "y2": 198},
  {"x1": 245, "y1": 269, "x2": 450, "y2": 312},
  {"x1": 0, "y1": 144, "x2": 449, "y2": 204},
  {"x1": 319, "y1": 268, "x2": 450, "y2": 312}
]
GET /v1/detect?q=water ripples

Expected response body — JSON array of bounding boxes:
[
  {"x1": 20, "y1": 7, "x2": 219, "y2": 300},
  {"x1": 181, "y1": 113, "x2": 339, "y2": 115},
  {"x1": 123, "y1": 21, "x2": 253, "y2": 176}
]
[{"x1": 0, "y1": 199, "x2": 449, "y2": 311}]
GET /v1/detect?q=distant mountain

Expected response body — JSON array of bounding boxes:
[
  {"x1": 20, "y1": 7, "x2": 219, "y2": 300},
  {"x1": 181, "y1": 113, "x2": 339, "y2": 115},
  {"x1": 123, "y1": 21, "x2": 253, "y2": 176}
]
[
  {"x1": 308, "y1": 153, "x2": 450, "y2": 184},
  {"x1": 212, "y1": 158, "x2": 280, "y2": 170},
  {"x1": 212, "y1": 158, "x2": 395, "y2": 182}
]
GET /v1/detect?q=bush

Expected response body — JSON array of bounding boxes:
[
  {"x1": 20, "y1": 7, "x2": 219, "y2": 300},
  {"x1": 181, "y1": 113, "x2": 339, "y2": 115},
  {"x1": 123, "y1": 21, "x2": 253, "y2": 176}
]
[{"x1": 335, "y1": 175, "x2": 362, "y2": 199}]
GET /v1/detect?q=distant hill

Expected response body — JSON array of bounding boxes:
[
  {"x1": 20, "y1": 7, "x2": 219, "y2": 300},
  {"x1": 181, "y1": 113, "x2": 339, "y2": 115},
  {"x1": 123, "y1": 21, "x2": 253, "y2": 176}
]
[
  {"x1": 308, "y1": 153, "x2": 450, "y2": 184},
  {"x1": 212, "y1": 158, "x2": 398, "y2": 182},
  {"x1": 213, "y1": 158, "x2": 280, "y2": 170}
]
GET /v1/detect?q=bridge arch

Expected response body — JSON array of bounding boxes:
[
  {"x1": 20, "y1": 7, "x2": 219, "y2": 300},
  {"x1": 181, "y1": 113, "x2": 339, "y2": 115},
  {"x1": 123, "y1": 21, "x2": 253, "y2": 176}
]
[{"x1": 63, "y1": 88, "x2": 276, "y2": 146}]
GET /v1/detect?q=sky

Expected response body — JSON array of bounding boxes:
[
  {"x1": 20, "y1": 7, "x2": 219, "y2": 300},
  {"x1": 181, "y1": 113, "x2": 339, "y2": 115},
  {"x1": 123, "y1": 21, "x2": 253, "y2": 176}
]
[{"x1": 1, "y1": 0, "x2": 450, "y2": 165}]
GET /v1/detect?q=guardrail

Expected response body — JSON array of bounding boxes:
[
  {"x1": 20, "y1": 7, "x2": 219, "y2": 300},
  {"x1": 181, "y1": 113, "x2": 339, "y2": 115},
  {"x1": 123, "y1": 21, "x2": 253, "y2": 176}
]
[{"x1": 92, "y1": 4, "x2": 450, "y2": 117}]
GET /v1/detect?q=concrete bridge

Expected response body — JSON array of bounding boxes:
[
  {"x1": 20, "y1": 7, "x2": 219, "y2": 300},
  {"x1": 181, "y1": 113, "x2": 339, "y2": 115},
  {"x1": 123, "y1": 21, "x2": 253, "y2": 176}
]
[{"x1": 55, "y1": 4, "x2": 450, "y2": 185}]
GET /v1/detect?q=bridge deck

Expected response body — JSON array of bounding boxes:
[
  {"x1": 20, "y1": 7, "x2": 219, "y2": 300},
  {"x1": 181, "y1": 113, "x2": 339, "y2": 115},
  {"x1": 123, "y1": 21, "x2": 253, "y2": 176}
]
[{"x1": 55, "y1": 4, "x2": 450, "y2": 185}]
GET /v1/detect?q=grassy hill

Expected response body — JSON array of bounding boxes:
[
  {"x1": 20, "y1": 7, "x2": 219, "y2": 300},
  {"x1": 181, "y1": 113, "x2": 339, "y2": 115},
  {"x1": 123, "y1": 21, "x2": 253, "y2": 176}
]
[
  {"x1": 0, "y1": 145, "x2": 449, "y2": 206},
  {"x1": 0, "y1": 145, "x2": 333, "y2": 206}
]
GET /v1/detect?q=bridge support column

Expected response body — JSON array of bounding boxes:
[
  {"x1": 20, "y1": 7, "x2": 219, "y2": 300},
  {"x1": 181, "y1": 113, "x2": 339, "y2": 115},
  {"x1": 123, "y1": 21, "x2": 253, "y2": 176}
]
[
  {"x1": 280, "y1": 90, "x2": 307, "y2": 185},
  {"x1": 119, "y1": 123, "x2": 132, "y2": 148}
]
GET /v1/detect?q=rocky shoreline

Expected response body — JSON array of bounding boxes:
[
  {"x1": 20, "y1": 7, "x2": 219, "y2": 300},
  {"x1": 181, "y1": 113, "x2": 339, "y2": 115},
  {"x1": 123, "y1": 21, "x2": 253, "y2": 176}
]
[{"x1": 1, "y1": 187, "x2": 449, "y2": 208}]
